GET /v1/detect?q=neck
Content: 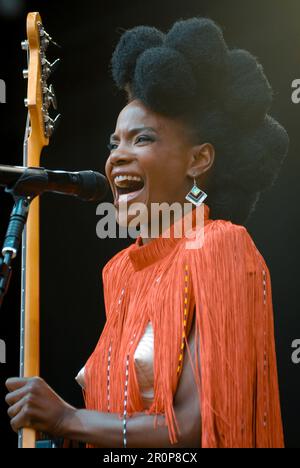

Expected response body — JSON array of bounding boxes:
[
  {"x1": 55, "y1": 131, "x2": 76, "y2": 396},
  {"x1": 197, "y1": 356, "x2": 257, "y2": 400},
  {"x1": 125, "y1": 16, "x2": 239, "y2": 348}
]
[
  {"x1": 138, "y1": 203, "x2": 207, "y2": 246},
  {"x1": 138, "y1": 209, "x2": 181, "y2": 245}
]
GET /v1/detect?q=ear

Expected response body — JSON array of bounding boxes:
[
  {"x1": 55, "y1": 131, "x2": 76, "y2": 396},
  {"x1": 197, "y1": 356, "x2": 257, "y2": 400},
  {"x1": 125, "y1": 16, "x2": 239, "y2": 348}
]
[{"x1": 186, "y1": 143, "x2": 215, "y2": 180}]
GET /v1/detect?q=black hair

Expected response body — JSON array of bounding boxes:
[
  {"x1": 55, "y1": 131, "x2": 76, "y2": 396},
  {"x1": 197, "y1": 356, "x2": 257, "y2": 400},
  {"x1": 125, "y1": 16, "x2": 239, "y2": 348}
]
[{"x1": 110, "y1": 17, "x2": 289, "y2": 224}]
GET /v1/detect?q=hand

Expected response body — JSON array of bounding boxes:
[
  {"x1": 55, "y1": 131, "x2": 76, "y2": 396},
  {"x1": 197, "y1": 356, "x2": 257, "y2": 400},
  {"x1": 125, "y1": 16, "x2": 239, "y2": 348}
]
[{"x1": 5, "y1": 376, "x2": 76, "y2": 436}]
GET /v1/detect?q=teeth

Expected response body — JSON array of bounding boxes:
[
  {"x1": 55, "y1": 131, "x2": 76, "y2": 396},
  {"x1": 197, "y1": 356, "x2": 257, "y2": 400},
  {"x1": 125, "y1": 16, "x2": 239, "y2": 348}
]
[
  {"x1": 114, "y1": 174, "x2": 143, "y2": 187},
  {"x1": 114, "y1": 175, "x2": 142, "y2": 182}
]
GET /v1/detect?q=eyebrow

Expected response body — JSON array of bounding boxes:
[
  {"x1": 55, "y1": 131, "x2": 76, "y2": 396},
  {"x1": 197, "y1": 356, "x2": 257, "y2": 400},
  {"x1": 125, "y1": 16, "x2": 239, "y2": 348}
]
[{"x1": 110, "y1": 126, "x2": 157, "y2": 142}]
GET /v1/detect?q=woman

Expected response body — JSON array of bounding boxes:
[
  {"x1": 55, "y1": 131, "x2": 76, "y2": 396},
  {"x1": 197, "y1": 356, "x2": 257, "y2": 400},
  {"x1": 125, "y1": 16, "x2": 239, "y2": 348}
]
[{"x1": 5, "y1": 17, "x2": 288, "y2": 448}]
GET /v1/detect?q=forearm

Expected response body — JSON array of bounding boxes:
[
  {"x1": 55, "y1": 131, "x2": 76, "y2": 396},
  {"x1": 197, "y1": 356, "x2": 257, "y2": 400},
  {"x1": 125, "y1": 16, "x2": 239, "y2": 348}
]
[{"x1": 61, "y1": 408, "x2": 198, "y2": 448}]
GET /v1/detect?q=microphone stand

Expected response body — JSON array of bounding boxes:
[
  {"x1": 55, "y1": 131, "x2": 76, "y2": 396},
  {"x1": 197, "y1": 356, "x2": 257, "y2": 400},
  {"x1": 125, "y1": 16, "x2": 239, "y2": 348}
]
[{"x1": 0, "y1": 196, "x2": 31, "y2": 310}]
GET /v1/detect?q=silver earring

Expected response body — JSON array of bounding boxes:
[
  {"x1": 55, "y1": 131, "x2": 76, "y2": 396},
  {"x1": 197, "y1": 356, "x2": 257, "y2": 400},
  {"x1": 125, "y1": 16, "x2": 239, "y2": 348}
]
[{"x1": 185, "y1": 178, "x2": 207, "y2": 206}]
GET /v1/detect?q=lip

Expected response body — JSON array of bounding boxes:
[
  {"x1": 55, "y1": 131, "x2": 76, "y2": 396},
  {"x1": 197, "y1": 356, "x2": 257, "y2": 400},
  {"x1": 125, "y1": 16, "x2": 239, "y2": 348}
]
[
  {"x1": 114, "y1": 187, "x2": 146, "y2": 208},
  {"x1": 111, "y1": 170, "x2": 144, "y2": 182}
]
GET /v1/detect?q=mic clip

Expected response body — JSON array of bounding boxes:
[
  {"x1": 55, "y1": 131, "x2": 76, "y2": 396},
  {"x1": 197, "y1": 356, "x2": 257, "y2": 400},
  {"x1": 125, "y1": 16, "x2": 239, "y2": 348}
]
[{"x1": 5, "y1": 167, "x2": 48, "y2": 200}]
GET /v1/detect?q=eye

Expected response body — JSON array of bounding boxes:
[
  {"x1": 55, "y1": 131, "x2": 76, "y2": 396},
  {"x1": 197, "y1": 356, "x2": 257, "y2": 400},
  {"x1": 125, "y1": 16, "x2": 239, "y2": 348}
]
[
  {"x1": 107, "y1": 142, "x2": 118, "y2": 152},
  {"x1": 135, "y1": 135, "x2": 154, "y2": 144}
]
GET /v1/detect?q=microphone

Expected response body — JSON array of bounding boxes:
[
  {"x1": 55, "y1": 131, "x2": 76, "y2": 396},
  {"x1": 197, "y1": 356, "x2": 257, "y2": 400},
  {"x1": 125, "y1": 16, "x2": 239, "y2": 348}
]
[{"x1": 0, "y1": 164, "x2": 109, "y2": 202}]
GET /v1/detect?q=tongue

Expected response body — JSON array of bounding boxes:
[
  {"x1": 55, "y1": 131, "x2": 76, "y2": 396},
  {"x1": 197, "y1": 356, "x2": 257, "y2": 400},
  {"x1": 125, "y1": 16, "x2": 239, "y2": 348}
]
[{"x1": 117, "y1": 180, "x2": 144, "y2": 194}]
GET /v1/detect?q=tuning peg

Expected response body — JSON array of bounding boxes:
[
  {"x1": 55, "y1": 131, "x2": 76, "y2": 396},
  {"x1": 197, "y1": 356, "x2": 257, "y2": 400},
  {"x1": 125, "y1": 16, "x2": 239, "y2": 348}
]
[
  {"x1": 39, "y1": 26, "x2": 50, "y2": 51},
  {"x1": 41, "y1": 36, "x2": 50, "y2": 51},
  {"x1": 45, "y1": 114, "x2": 61, "y2": 137},
  {"x1": 24, "y1": 98, "x2": 28, "y2": 108},
  {"x1": 22, "y1": 69, "x2": 28, "y2": 79},
  {"x1": 52, "y1": 114, "x2": 61, "y2": 132},
  {"x1": 43, "y1": 84, "x2": 57, "y2": 110},
  {"x1": 38, "y1": 24, "x2": 61, "y2": 51},
  {"x1": 41, "y1": 58, "x2": 60, "y2": 80},
  {"x1": 49, "y1": 58, "x2": 60, "y2": 74},
  {"x1": 48, "y1": 84, "x2": 57, "y2": 110},
  {"x1": 21, "y1": 40, "x2": 28, "y2": 51}
]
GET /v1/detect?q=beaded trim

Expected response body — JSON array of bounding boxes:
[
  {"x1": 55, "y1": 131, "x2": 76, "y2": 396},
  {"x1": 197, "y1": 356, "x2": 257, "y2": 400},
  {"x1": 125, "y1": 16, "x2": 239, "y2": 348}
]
[
  {"x1": 123, "y1": 332, "x2": 137, "y2": 448},
  {"x1": 262, "y1": 269, "x2": 267, "y2": 306},
  {"x1": 177, "y1": 264, "x2": 189, "y2": 375},
  {"x1": 262, "y1": 269, "x2": 268, "y2": 428},
  {"x1": 107, "y1": 286, "x2": 131, "y2": 443},
  {"x1": 107, "y1": 342, "x2": 112, "y2": 412}
]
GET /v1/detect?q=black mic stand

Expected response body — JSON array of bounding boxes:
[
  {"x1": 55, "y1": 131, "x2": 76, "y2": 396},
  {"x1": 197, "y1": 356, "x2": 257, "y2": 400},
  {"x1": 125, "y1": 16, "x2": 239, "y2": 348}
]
[{"x1": 0, "y1": 195, "x2": 31, "y2": 310}]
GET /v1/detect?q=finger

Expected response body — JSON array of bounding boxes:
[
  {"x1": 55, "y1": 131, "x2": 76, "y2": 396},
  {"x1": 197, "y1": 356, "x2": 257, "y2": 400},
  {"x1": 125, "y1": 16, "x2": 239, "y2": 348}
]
[
  {"x1": 5, "y1": 385, "x2": 29, "y2": 406},
  {"x1": 5, "y1": 377, "x2": 29, "y2": 392},
  {"x1": 10, "y1": 406, "x2": 31, "y2": 433},
  {"x1": 7, "y1": 395, "x2": 27, "y2": 419},
  {"x1": 10, "y1": 406, "x2": 44, "y2": 434}
]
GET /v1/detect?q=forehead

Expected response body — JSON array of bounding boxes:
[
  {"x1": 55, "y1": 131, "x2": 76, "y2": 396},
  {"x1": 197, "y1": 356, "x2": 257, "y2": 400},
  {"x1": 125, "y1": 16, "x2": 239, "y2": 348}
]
[{"x1": 114, "y1": 99, "x2": 187, "y2": 137}]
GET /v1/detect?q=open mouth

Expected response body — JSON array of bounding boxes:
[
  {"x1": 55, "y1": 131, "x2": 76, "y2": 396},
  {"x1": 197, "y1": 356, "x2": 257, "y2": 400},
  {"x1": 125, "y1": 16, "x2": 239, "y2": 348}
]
[{"x1": 114, "y1": 174, "x2": 145, "y2": 198}]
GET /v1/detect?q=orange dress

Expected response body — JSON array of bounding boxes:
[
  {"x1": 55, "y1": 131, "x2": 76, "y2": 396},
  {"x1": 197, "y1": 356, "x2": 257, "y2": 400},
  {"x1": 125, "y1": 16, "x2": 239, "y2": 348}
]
[{"x1": 83, "y1": 203, "x2": 284, "y2": 448}]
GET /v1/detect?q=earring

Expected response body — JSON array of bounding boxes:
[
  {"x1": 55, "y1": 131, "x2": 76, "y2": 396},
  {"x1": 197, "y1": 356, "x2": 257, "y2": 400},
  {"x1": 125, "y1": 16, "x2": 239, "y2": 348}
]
[{"x1": 185, "y1": 178, "x2": 207, "y2": 206}]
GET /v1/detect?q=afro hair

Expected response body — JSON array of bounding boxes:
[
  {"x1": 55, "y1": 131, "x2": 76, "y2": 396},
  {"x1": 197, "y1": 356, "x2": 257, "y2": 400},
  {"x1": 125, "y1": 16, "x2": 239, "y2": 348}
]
[{"x1": 110, "y1": 17, "x2": 289, "y2": 224}]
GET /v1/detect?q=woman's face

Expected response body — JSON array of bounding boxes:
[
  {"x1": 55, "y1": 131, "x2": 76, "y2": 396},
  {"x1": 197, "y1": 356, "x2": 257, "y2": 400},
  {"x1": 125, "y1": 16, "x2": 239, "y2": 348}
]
[{"x1": 105, "y1": 99, "x2": 213, "y2": 225}]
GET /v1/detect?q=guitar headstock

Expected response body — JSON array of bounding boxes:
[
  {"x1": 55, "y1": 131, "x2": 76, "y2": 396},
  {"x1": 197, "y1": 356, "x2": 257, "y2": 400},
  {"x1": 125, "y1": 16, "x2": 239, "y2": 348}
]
[{"x1": 22, "y1": 12, "x2": 60, "y2": 165}]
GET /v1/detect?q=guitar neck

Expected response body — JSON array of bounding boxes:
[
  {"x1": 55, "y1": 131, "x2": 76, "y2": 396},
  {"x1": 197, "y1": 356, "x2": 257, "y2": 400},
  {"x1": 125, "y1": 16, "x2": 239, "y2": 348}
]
[
  {"x1": 19, "y1": 11, "x2": 58, "y2": 448},
  {"x1": 19, "y1": 114, "x2": 43, "y2": 449},
  {"x1": 19, "y1": 198, "x2": 40, "y2": 449}
]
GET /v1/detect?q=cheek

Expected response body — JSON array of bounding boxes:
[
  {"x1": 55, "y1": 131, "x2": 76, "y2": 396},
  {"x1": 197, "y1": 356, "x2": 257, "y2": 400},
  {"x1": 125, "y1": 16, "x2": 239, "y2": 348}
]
[
  {"x1": 143, "y1": 146, "x2": 184, "y2": 176},
  {"x1": 148, "y1": 151, "x2": 187, "y2": 187},
  {"x1": 144, "y1": 154, "x2": 189, "y2": 202},
  {"x1": 104, "y1": 158, "x2": 111, "y2": 177}
]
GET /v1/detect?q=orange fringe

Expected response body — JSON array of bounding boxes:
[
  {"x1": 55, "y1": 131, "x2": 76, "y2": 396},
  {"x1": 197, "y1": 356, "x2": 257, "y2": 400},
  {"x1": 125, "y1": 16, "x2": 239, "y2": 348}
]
[{"x1": 84, "y1": 203, "x2": 284, "y2": 448}]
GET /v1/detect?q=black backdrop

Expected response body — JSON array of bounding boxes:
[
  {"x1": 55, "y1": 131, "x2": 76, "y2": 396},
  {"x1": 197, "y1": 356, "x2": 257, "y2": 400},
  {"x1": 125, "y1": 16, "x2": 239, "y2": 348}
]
[{"x1": 0, "y1": 0, "x2": 299, "y2": 448}]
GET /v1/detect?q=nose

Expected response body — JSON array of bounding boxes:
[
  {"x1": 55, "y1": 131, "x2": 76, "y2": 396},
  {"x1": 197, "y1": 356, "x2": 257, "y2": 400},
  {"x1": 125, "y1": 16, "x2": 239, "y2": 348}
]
[{"x1": 108, "y1": 148, "x2": 135, "y2": 166}]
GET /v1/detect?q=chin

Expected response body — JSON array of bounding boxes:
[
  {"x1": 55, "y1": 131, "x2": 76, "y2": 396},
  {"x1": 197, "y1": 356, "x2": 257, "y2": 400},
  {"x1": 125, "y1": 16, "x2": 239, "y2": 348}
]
[{"x1": 114, "y1": 190, "x2": 149, "y2": 222}]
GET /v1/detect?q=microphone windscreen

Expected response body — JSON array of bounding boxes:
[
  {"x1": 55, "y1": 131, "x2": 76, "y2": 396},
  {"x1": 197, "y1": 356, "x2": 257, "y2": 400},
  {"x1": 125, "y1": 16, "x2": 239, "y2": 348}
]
[{"x1": 78, "y1": 171, "x2": 109, "y2": 201}]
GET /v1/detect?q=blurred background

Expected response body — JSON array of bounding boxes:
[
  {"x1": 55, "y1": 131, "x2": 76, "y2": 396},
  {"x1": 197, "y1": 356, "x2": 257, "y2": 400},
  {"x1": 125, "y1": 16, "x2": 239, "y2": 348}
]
[{"x1": 0, "y1": 0, "x2": 299, "y2": 448}]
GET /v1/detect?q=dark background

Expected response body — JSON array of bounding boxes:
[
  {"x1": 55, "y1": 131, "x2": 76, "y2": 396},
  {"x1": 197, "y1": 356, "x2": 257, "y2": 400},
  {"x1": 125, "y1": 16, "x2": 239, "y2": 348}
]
[{"x1": 0, "y1": 0, "x2": 299, "y2": 448}]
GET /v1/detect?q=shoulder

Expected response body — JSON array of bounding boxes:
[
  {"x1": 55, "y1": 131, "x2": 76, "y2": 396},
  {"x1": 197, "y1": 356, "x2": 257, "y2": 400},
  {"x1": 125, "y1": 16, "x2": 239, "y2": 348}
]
[
  {"x1": 183, "y1": 218, "x2": 267, "y2": 274},
  {"x1": 183, "y1": 218, "x2": 250, "y2": 252},
  {"x1": 205, "y1": 218, "x2": 250, "y2": 244}
]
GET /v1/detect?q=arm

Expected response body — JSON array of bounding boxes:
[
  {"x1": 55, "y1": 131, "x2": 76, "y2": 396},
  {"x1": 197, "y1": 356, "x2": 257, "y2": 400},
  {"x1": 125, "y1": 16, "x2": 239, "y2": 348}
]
[{"x1": 5, "y1": 319, "x2": 201, "y2": 448}]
